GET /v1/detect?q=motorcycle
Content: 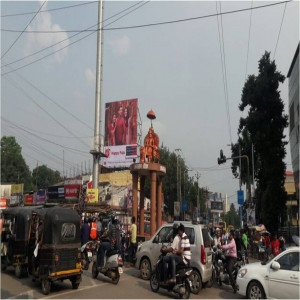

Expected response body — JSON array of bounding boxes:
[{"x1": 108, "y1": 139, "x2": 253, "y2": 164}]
[
  {"x1": 210, "y1": 245, "x2": 240, "y2": 288},
  {"x1": 237, "y1": 250, "x2": 247, "y2": 267},
  {"x1": 150, "y1": 245, "x2": 193, "y2": 299},
  {"x1": 81, "y1": 240, "x2": 99, "y2": 271},
  {"x1": 91, "y1": 244, "x2": 123, "y2": 285}
]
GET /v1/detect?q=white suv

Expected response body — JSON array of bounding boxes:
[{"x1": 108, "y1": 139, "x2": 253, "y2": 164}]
[{"x1": 135, "y1": 221, "x2": 212, "y2": 294}]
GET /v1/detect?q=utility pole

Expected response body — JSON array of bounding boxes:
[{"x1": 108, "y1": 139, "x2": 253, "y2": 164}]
[
  {"x1": 175, "y1": 148, "x2": 181, "y2": 220},
  {"x1": 195, "y1": 172, "x2": 201, "y2": 223},
  {"x1": 63, "y1": 150, "x2": 65, "y2": 179},
  {"x1": 239, "y1": 144, "x2": 242, "y2": 190},
  {"x1": 91, "y1": 0, "x2": 105, "y2": 189}
]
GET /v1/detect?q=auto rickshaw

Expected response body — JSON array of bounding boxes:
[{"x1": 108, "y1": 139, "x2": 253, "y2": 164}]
[
  {"x1": 28, "y1": 207, "x2": 82, "y2": 295},
  {"x1": 1, "y1": 207, "x2": 38, "y2": 277}
]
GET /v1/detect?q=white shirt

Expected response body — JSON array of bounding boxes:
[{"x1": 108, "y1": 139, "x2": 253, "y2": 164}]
[{"x1": 171, "y1": 234, "x2": 181, "y2": 251}]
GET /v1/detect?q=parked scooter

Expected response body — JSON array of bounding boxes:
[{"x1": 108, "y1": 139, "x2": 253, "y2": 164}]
[
  {"x1": 210, "y1": 245, "x2": 240, "y2": 288},
  {"x1": 81, "y1": 240, "x2": 99, "y2": 270},
  {"x1": 91, "y1": 246, "x2": 123, "y2": 285},
  {"x1": 150, "y1": 246, "x2": 193, "y2": 299}
]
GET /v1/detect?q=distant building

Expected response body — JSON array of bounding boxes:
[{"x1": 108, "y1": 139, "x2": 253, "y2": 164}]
[
  {"x1": 287, "y1": 43, "x2": 299, "y2": 202},
  {"x1": 285, "y1": 171, "x2": 298, "y2": 226}
]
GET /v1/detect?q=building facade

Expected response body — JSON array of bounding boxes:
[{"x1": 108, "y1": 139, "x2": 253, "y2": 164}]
[{"x1": 287, "y1": 43, "x2": 299, "y2": 201}]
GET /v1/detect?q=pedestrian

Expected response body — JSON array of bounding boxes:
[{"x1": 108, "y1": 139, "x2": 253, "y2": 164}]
[
  {"x1": 90, "y1": 217, "x2": 97, "y2": 240},
  {"x1": 271, "y1": 234, "x2": 280, "y2": 257},
  {"x1": 128, "y1": 216, "x2": 137, "y2": 266},
  {"x1": 81, "y1": 217, "x2": 90, "y2": 246},
  {"x1": 279, "y1": 236, "x2": 286, "y2": 252},
  {"x1": 242, "y1": 229, "x2": 249, "y2": 263},
  {"x1": 95, "y1": 215, "x2": 102, "y2": 239}
]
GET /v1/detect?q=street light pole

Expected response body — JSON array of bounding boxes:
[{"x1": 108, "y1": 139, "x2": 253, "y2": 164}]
[
  {"x1": 195, "y1": 172, "x2": 200, "y2": 223},
  {"x1": 175, "y1": 148, "x2": 181, "y2": 220}
]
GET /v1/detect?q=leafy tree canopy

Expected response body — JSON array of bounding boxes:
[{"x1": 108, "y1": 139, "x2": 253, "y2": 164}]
[
  {"x1": 32, "y1": 165, "x2": 63, "y2": 190},
  {"x1": 1, "y1": 136, "x2": 32, "y2": 191},
  {"x1": 231, "y1": 52, "x2": 288, "y2": 233}
]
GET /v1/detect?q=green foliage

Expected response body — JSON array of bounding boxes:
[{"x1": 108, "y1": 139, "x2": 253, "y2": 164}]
[
  {"x1": 231, "y1": 52, "x2": 288, "y2": 233},
  {"x1": 1, "y1": 136, "x2": 33, "y2": 191},
  {"x1": 32, "y1": 165, "x2": 63, "y2": 190},
  {"x1": 225, "y1": 203, "x2": 240, "y2": 229}
]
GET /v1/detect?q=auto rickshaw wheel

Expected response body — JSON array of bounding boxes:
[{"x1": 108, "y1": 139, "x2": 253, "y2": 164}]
[
  {"x1": 15, "y1": 265, "x2": 22, "y2": 278},
  {"x1": 72, "y1": 281, "x2": 80, "y2": 289},
  {"x1": 41, "y1": 279, "x2": 51, "y2": 295},
  {"x1": 92, "y1": 262, "x2": 98, "y2": 279}
]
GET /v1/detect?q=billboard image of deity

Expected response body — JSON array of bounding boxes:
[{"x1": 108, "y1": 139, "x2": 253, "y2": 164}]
[{"x1": 102, "y1": 99, "x2": 138, "y2": 168}]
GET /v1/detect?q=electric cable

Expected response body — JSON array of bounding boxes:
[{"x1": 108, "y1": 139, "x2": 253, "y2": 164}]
[
  {"x1": 1, "y1": 0, "x2": 47, "y2": 59},
  {"x1": 1, "y1": 1, "x2": 97, "y2": 18},
  {"x1": 2, "y1": 117, "x2": 89, "y2": 155},
  {"x1": 1, "y1": 1, "x2": 147, "y2": 69},
  {"x1": 273, "y1": 1, "x2": 287, "y2": 59},
  {"x1": 245, "y1": 0, "x2": 253, "y2": 80},
  {"x1": 3, "y1": 75, "x2": 90, "y2": 149}
]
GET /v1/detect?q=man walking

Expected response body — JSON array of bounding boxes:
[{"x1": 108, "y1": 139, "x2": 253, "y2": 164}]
[{"x1": 128, "y1": 216, "x2": 137, "y2": 266}]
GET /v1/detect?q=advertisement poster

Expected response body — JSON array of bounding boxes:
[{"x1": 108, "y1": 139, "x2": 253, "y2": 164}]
[
  {"x1": 11, "y1": 184, "x2": 24, "y2": 195},
  {"x1": 64, "y1": 184, "x2": 81, "y2": 200},
  {"x1": 35, "y1": 190, "x2": 46, "y2": 204},
  {"x1": 102, "y1": 99, "x2": 138, "y2": 168},
  {"x1": 210, "y1": 201, "x2": 223, "y2": 213},
  {"x1": 10, "y1": 195, "x2": 22, "y2": 206},
  {"x1": 48, "y1": 186, "x2": 65, "y2": 200},
  {"x1": 86, "y1": 189, "x2": 98, "y2": 203},
  {"x1": 25, "y1": 194, "x2": 34, "y2": 205},
  {"x1": 247, "y1": 208, "x2": 256, "y2": 226},
  {"x1": 174, "y1": 201, "x2": 180, "y2": 217},
  {"x1": 1, "y1": 198, "x2": 7, "y2": 209},
  {"x1": 0, "y1": 185, "x2": 11, "y2": 198}
]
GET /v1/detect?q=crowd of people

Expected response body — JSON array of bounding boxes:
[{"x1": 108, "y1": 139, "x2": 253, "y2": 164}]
[{"x1": 80, "y1": 214, "x2": 138, "y2": 269}]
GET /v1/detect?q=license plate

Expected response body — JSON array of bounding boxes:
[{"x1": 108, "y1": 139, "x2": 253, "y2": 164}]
[
  {"x1": 118, "y1": 267, "x2": 123, "y2": 274},
  {"x1": 88, "y1": 252, "x2": 92, "y2": 257}
]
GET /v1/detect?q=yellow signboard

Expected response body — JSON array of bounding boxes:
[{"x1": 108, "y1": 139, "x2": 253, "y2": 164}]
[
  {"x1": 11, "y1": 184, "x2": 24, "y2": 195},
  {"x1": 86, "y1": 189, "x2": 98, "y2": 203}
]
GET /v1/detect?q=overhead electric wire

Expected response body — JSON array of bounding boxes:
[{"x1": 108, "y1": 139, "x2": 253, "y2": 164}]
[
  {"x1": 2, "y1": 117, "x2": 89, "y2": 155},
  {"x1": 3, "y1": 75, "x2": 90, "y2": 149},
  {"x1": 245, "y1": 0, "x2": 253, "y2": 80},
  {"x1": 1, "y1": 0, "x2": 148, "y2": 69},
  {"x1": 1, "y1": 0, "x2": 291, "y2": 34},
  {"x1": 1, "y1": 1, "x2": 97, "y2": 18},
  {"x1": 273, "y1": 1, "x2": 287, "y2": 59},
  {"x1": 218, "y1": 1, "x2": 232, "y2": 145},
  {"x1": 1, "y1": 0, "x2": 47, "y2": 59}
]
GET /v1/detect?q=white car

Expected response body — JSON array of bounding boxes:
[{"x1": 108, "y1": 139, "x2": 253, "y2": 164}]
[{"x1": 236, "y1": 246, "x2": 299, "y2": 299}]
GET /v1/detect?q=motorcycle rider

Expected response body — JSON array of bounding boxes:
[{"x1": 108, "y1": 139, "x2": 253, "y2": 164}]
[
  {"x1": 163, "y1": 223, "x2": 191, "y2": 284},
  {"x1": 97, "y1": 217, "x2": 120, "y2": 271},
  {"x1": 90, "y1": 217, "x2": 97, "y2": 240},
  {"x1": 161, "y1": 223, "x2": 181, "y2": 283},
  {"x1": 221, "y1": 230, "x2": 237, "y2": 293}
]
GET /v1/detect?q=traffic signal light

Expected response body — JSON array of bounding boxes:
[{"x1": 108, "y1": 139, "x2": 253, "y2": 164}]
[{"x1": 217, "y1": 149, "x2": 226, "y2": 165}]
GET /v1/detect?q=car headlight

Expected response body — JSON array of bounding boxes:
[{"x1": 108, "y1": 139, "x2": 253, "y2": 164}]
[{"x1": 238, "y1": 268, "x2": 247, "y2": 278}]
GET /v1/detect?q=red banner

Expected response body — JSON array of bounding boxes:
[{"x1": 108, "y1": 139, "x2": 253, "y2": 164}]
[
  {"x1": 25, "y1": 194, "x2": 34, "y2": 205},
  {"x1": 64, "y1": 184, "x2": 80, "y2": 200},
  {"x1": 0, "y1": 197, "x2": 7, "y2": 209}
]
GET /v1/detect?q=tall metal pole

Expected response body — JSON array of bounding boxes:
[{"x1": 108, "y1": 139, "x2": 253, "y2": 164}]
[
  {"x1": 63, "y1": 150, "x2": 65, "y2": 178},
  {"x1": 175, "y1": 149, "x2": 181, "y2": 220},
  {"x1": 239, "y1": 144, "x2": 242, "y2": 190},
  {"x1": 252, "y1": 143, "x2": 255, "y2": 189},
  {"x1": 92, "y1": 0, "x2": 103, "y2": 189},
  {"x1": 195, "y1": 172, "x2": 200, "y2": 222}
]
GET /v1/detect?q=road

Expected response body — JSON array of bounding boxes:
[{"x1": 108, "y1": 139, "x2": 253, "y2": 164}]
[{"x1": 1, "y1": 263, "x2": 246, "y2": 299}]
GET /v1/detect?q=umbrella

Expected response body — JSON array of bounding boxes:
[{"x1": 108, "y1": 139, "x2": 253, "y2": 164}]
[{"x1": 258, "y1": 224, "x2": 267, "y2": 231}]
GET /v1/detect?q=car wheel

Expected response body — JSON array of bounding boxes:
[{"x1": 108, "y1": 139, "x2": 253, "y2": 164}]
[
  {"x1": 247, "y1": 281, "x2": 265, "y2": 299},
  {"x1": 41, "y1": 279, "x2": 51, "y2": 295},
  {"x1": 140, "y1": 258, "x2": 151, "y2": 280},
  {"x1": 189, "y1": 270, "x2": 202, "y2": 294}
]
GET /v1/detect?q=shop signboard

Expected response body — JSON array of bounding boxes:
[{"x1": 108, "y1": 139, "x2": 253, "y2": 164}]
[
  {"x1": 25, "y1": 194, "x2": 34, "y2": 205},
  {"x1": 86, "y1": 189, "x2": 98, "y2": 203}
]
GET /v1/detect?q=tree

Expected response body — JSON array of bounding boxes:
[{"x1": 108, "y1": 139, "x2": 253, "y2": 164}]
[
  {"x1": 225, "y1": 203, "x2": 240, "y2": 229},
  {"x1": 1, "y1": 136, "x2": 33, "y2": 191},
  {"x1": 32, "y1": 165, "x2": 63, "y2": 190},
  {"x1": 231, "y1": 52, "x2": 288, "y2": 233}
]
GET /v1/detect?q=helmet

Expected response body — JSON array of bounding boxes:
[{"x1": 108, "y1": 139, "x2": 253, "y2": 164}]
[{"x1": 172, "y1": 223, "x2": 179, "y2": 236}]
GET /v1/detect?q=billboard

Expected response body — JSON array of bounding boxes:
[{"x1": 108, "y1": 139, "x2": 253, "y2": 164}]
[
  {"x1": 102, "y1": 98, "x2": 138, "y2": 168},
  {"x1": 35, "y1": 190, "x2": 46, "y2": 204},
  {"x1": 48, "y1": 186, "x2": 65, "y2": 200},
  {"x1": 1, "y1": 198, "x2": 7, "y2": 209},
  {"x1": 11, "y1": 184, "x2": 24, "y2": 195},
  {"x1": 86, "y1": 189, "x2": 98, "y2": 203},
  {"x1": 210, "y1": 201, "x2": 223, "y2": 213},
  {"x1": 64, "y1": 184, "x2": 81, "y2": 200},
  {"x1": 25, "y1": 194, "x2": 34, "y2": 205},
  {"x1": 0, "y1": 185, "x2": 11, "y2": 199}
]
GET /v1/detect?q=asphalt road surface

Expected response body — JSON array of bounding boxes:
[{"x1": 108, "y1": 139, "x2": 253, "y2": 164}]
[{"x1": 1, "y1": 264, "x2": 244, "y2": 299}]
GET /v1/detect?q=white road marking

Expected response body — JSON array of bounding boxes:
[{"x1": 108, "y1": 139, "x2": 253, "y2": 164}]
[{"x1": 8, "y1": 289, "x2": 35, "y2": 299}]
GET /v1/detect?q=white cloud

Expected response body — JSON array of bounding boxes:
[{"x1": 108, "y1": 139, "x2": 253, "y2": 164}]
[
  {"x1": 24, "y1": 1, "x2": 70, "y2": 64},
  {"x1": 85, "y1": 68, "x2": 96, "y2": 85},
  {"x1": 108, "y1": 35, "x2": 130, "y2": 56}
]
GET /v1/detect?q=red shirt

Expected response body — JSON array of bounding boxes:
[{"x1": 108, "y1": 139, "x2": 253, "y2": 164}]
[{"x1": 271, "y1": 239, "x2": 280, "y2": 256}]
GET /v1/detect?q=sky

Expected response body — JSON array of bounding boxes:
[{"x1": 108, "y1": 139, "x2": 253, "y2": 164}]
[{"x1": 1, "y1": 0, "x2": 299, "y2": 206}]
